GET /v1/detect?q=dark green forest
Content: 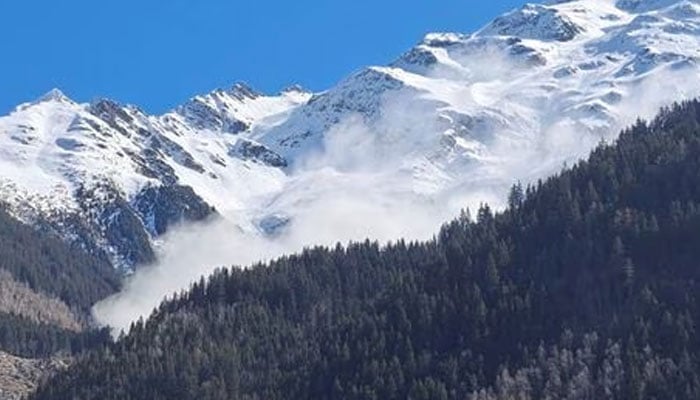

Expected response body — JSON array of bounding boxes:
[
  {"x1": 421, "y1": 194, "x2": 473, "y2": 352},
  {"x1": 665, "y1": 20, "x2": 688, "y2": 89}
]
[
  {"x1": 0, "y1": 313, "x2": 110, "y2": 358},
  {"x1": 0, "y1": 207, "x2": 118, "y2": 358},
  {"x1": 32, "y1": 101, "x2": 700, "y2": 399},
  {"x1": 0, "y1": 207, "x2": 119, "y2": 311}
]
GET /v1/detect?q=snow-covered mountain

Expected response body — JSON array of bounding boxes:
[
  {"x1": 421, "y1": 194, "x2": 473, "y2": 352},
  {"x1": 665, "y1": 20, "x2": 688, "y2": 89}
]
[
  {"x1": 2, "y1": 0, "x2": 700, "y2": 270},
  {"x1": 0, "y1": 84, "x2": 309, "y2": 268}
]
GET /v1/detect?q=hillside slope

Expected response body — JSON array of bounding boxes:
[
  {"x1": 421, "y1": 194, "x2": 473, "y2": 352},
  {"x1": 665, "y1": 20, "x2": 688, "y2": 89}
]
[
  {"x1": 0, "y1": 207, "x2": 116, "y2": 400},
  {"x1": 2, "y1": 0, "x2": 700, "y2": 271},
  {"x1": 32, "y1": 100, "x2": 700, "y2": 399},
  {"x1": 0, "y1": 352, "x2": 68, "y2": 400}
]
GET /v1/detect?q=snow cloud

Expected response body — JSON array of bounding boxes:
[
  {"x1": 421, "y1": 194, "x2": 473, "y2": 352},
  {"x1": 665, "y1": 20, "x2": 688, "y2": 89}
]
[
  {"x1": 93, "y1": 90, "x2": 487, "y2": 332},
  {"x1": 94, "y1": 45, "x2": 700, "y2": 333}
]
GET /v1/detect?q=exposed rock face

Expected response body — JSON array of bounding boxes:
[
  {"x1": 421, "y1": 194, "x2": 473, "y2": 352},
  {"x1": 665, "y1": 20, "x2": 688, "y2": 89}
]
[
  {"x1": 176, "y1": 83, "x2": 262, "y2": 134},
  {"x1": 228, "y1": 139, "x2": 288, "y2": 168},
  {"x1": 480, "y1": 4, "x2": 584, "y2": 42},
  {"x1": 132, "y1": 184, "x2": 215, "y2": 236}
]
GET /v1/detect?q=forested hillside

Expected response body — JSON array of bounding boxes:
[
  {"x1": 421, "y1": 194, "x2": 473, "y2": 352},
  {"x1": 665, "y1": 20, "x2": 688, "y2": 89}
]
[
  {"x1": 0, "y1": 207, "x2": 118, "y2": 358},
  {"x1": 0, "y1": 207, "x2": 119, "y2": 312},
  {"x1": 34, "y1": 101, "x2": 700, "y2": 399}
]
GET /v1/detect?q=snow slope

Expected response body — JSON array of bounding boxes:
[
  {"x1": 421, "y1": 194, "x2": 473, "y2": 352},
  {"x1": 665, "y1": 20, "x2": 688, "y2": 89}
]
[
  {"x1": 0, "y1": 86, "x2": 309, "y2": 268},
  {"x1": 1, "y1": 0, "x2": 700, "y2": 270}
]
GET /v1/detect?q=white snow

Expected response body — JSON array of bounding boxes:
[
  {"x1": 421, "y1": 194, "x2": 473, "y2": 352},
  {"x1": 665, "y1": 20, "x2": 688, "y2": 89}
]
[{"x1": 1, "y1": 0, "x2": 700, "y2": 271}]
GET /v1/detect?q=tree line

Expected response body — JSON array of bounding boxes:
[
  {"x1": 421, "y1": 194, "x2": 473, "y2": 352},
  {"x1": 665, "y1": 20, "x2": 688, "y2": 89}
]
[
  {"x1": 32, "y1": 100, "x2": 700, "y2": 399},
  {"x1": 0, "y1": 206, "x2": 119, "y2": 358}
]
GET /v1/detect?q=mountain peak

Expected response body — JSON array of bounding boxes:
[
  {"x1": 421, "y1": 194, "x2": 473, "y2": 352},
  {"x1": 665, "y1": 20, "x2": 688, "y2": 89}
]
[
  {"x1": 35, "y1": 88, "x2": 73, "y2": 104},
  {"x1": 228, "y1": 82, "x2": 260, "y2": 100},
  {"x1": 478, "y1": 3, "x2": 584, "y2": 42},
  {"x1": 281, "y1": 84, "x2": 308, "y2": 95}
]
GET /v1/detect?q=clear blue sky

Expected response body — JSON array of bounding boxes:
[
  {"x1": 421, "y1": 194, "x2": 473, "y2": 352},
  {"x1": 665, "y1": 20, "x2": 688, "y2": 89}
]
[{"x1": 0, "y1": 0, "x2": 525, "y2": 114}]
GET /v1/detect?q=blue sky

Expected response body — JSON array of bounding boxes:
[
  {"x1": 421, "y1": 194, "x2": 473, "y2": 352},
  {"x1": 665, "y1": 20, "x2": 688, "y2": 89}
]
[{"x1": 0, "y1": 0, "x2": 525, "y2": 114}]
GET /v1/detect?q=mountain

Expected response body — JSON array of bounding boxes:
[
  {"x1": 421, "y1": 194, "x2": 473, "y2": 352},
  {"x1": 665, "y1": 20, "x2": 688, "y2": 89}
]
[
  {"x1": 0, "y1": 85, "x2": 306, "y2": 269},
  {"x1": 31, "y1": 99, "x2": 700, "y2": 399},
  {"x1": 1, "y1": 0, "x2": 699, "y2": 397},
  {"x1": 2, "y1": 0, "x2": 700, "y2": 272}
]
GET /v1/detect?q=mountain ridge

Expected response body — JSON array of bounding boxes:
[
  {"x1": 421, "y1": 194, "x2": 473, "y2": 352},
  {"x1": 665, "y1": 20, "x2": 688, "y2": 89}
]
[
  {"x1": 31, "y1": 97, "x2": 700, "y2": 400},
  {"x1": 1, "y1": 0, "x2": 700, "y2": 272}
]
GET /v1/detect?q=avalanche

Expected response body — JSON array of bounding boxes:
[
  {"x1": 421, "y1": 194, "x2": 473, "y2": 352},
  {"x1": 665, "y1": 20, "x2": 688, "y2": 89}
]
[{"x1": 1, "y1": 0, "x2": 700, "y2": 273}]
